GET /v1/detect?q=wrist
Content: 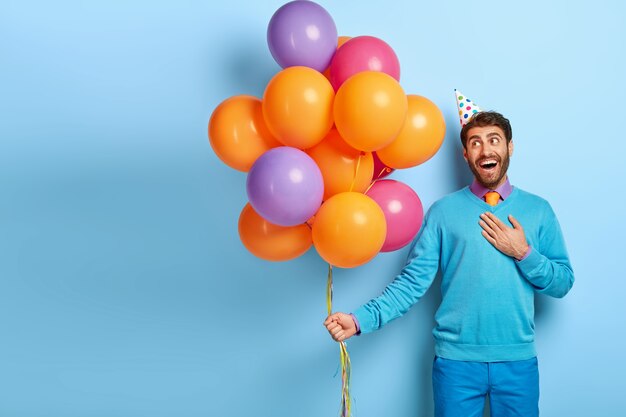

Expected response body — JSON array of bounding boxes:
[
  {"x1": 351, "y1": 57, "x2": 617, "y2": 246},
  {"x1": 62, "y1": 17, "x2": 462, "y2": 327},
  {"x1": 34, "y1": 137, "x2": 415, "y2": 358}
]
[
  {"x1": 515, "y1": 244, "x2": 530, "y2": 261},
  {"x1": 350, "y1": 313, "x2": 361, "y2": 335}
]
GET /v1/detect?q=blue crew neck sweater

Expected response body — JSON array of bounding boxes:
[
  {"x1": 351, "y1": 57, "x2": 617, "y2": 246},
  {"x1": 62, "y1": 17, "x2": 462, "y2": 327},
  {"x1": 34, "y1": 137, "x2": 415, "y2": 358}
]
[{"x1": 353, "y1": 186, "x2": 574, "y2": 362}]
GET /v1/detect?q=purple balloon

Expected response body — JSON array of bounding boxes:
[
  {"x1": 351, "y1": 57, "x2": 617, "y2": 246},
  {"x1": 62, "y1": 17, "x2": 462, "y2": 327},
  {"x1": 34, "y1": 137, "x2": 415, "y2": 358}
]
[
  {"x1": 267, "y1": 1, "x2": 338, "y2": 72},
  {"x1": 247, "y1": 147, "x2": 324, "y2": 227}
]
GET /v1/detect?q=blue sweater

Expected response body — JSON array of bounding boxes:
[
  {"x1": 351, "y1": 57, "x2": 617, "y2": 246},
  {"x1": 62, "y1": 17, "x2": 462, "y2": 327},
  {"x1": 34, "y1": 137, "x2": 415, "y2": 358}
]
[{"x1": 354, "y1": 186, "x2": 574, "y2": 362}]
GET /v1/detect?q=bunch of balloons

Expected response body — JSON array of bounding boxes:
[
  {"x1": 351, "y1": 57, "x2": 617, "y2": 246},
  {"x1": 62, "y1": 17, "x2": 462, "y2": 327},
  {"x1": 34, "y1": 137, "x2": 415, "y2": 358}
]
[{"x1": 209, "y1": 0, "x2": 446, "y2": 269}]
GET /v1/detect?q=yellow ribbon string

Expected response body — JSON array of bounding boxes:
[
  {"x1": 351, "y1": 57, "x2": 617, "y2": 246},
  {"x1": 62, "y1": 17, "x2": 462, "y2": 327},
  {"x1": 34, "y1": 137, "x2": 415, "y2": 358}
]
[
  {"x1": 349, "y1": 153, "x2": 363, "y2": 193},
  {"x1": 326, "y1": 263, "x2": 353, "y2": 417},
  {"x1": 364, "y1": 166, "x2": 390, "y2": 195},
  {"x1": 375, "y1": 166, "x2": 391, "y2": 180},
  {"x1": 339, "y1": 341, "x2": 352, "y2": 417},
  {"x1": 326, "y1": 264, "x2": 333, "y2": 317}
]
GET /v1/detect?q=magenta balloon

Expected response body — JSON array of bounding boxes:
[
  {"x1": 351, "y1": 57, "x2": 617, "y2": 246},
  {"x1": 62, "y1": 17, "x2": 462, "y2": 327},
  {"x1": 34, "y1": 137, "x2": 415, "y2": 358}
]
[
  {"x1": 329, "y1": 36, "x2": 400, "y2": 90},
  {"x1": 366, "y1": 179, "x2": 423, "y2": 252},
  {"x1": 267, "y1": 1, "x2": 338, "y2": 72},
  {"x1": 372, "y1": 152, "x2": 394, "y2": 181},
  {"x1": 246, "y1": 147, "x2": 324, "y2": 227}
]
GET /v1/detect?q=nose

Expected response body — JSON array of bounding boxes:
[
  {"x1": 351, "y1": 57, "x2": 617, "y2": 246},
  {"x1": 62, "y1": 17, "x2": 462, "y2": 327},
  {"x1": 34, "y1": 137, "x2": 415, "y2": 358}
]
[{"x1": 481, "y1": 142, "x2": 498, "y2": 156}]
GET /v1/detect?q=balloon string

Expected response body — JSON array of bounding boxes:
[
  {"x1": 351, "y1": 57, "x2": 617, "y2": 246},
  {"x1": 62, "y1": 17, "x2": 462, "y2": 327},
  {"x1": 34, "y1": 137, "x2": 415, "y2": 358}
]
[
  {"x1": 340, "y1": 341, "x2": 352, "y2": 417},
  {"x1": 326, "y1": 263, "x2": 333, "y2": 316},
  {"x1": 349, "y1": 154, "x2": 363, "y2": 193},
  {"x1": 364, "y1": 177, "x2": 379, "y2": 195},
  {"x1": 375, "y1": 166, "x2": 391, "y2": 180},
  {"x1": 364, "y1": 166, "x2": 390, "y2": 195},
  {"x1": 326, "y1": 263, "x2": 353, "y2": 417}
]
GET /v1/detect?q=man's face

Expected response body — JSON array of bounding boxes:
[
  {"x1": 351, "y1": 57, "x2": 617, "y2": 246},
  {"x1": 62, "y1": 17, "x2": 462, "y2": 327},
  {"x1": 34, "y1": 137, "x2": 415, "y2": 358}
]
[{"x1": 463, "y1": 125, "x2": 513, "y2": 189}]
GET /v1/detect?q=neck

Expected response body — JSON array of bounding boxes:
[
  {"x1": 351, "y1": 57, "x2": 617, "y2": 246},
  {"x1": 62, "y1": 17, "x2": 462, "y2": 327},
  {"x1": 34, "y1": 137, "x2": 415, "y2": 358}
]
[{"x1": 477, "y1": 175, "x2": 508, "y2": 190}]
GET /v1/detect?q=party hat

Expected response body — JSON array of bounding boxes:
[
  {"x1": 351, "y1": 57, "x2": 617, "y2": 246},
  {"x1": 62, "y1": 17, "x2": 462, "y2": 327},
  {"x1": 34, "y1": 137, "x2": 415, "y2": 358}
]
[{"x1": 455, "y1": 89, "x2": 482, "y2": 126}]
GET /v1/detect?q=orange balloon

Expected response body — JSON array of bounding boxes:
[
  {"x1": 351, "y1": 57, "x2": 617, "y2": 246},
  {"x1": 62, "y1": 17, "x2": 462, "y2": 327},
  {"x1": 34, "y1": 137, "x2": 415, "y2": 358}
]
[
  {"x1": 377, "y1": 95, "x2": 446, "y2": 168},
  {"x1": 338, "y1": 36, "x2": 352, "y2": 47},
  {"x1": 262, "y1": 66, "x2": 335, "y2": 149},
  {"x1": 312, "y1": 192, "x2": 386, "y2": 268},
  {"x1": 208, "y1": 95, "x2": 281, "y2": 172},
  {"x1": 334, "y1": 71, "x2": 408, "y2": 152},
  {"x1": 323, "y1": 36, "x2": 352, "y2": 79},
  {"x1": 238, "y1": 203, "x2": 312, "y2": 262},
  {"x1": 308, "y1": 129, "x2": 374, "y2": 200}
]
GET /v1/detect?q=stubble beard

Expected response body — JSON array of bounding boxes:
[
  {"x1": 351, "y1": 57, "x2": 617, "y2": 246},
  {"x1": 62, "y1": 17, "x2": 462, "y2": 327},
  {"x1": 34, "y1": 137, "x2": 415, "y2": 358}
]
[{"x1": 469, "y1": 152, "x2": 511, "y2": 189}]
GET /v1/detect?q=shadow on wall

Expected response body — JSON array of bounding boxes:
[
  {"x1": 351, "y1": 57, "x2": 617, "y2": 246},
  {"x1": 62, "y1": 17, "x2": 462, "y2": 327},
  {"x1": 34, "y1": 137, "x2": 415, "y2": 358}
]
[
  {"x1": 212, "y1": 32, "x2": 279, "y2": 98},
  {"x1": 535, "y1": 294, "x2": 555, "y2": 325},
  {"x1": 447, "y1": 119, "x2": 473, "y2": 190}
]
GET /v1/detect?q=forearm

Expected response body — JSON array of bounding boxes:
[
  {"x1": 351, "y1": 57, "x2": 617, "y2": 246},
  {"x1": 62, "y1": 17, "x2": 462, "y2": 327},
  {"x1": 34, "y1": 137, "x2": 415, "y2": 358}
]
[
  {"x1": 516, "y1": 246, "x2": 574, "y2": 298},
  {"x1": 354, "y1": 257, "x2": 438, "y2": 333},
  {"x1": 354, "y1": 208, "x2": 441, "y2": 333}
]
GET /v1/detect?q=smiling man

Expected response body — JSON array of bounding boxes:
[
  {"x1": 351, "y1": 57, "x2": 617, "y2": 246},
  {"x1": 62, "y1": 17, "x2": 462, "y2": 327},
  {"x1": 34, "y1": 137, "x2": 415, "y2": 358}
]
[{"x1": 324, "y1": 107, "x2": 574, "y2": 417}]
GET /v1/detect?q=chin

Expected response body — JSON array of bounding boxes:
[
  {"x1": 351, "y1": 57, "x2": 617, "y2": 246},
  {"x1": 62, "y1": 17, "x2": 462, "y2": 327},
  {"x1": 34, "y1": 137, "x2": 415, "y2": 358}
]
[
  {"x1": 480, "y1": 177, "x2": 504, "y2": 189},
  {"x1": 468, "y1": 161, "x2": 508, "y2": 190}
]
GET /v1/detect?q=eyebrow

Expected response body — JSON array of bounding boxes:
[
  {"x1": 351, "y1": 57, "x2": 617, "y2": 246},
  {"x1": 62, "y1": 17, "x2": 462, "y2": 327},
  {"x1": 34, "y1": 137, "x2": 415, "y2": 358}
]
[{"x1": 469, "y1": 132, "x2": 502, "y2": 141}]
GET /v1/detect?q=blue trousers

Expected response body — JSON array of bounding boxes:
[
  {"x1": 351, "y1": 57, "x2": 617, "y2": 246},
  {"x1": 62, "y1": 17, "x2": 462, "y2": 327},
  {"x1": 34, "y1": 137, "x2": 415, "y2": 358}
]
[{"x1": 432, "y1": 356, "x2": 539, "y2": 417}]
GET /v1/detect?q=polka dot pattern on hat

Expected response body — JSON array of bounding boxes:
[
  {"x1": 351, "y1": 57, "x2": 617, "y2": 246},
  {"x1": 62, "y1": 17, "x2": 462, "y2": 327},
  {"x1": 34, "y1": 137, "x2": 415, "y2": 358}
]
[{"x1": 454, "y1": 89, "x2": 482, "y2": 126}]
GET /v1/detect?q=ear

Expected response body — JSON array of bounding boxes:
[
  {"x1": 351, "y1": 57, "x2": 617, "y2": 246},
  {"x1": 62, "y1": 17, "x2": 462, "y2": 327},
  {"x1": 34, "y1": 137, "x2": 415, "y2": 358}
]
[
  {"x1": 463, "y1": 146, "x2": 468, "y2": 162},
  {"x1": 508, "y1": 140, "x2": 514, "y2": 157}
]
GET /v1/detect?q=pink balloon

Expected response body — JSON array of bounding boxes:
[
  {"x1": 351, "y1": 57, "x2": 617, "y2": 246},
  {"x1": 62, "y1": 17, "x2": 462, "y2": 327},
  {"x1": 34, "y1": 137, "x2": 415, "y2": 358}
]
[
  {"x1": 329, "y1": 36, "x2": 400, "y2": 90},
  {"x1": 366, "y1": 179, "x2": 423, "y2": 252},
  {"x1": 372, "y1": 152, "x2": 394, "y2": 181}
]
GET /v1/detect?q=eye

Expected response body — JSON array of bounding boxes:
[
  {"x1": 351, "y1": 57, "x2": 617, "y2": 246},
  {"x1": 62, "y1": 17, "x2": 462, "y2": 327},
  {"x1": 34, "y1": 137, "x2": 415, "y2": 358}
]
[
  {"x1": 490, "y1": 137, "x2": 500, "y2": 145},
  {"x1": 471, "y1": 140, "x2": 481, "y2": 147}
]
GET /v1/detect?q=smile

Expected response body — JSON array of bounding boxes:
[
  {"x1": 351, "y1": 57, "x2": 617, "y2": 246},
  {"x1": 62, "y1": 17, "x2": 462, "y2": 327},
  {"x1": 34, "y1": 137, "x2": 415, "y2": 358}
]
[{"x1": 478, "y1": 158, "x2": 498, "y2": 171}]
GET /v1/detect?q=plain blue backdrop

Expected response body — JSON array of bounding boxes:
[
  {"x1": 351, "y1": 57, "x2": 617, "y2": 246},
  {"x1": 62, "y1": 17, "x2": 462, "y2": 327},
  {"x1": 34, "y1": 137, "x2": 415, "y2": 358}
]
[{"x1": 2, "y1": 1, "x2": 625, "y2": 416}]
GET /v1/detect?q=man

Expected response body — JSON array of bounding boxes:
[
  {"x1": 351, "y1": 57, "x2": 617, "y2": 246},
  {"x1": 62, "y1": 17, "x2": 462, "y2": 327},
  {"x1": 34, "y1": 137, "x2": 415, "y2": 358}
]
[{"x1": 324, "y1": 109, "x2": 574, "y2": 417}]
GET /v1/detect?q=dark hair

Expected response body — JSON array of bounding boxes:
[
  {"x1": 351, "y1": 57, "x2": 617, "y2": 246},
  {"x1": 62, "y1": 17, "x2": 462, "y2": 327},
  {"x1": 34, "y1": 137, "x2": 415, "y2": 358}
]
[{"x1": 460, "y1": 111, "x2": 512, "y2": 148}]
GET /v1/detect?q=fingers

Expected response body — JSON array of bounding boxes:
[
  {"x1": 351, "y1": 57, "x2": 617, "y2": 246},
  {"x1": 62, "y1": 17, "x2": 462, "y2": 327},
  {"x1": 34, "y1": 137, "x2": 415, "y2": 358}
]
[
  {"x1": 323, "y1": 313, "x2": 342, "y2": 326},
  {"x1": 328, "y1": 322, "x2": 342, "y2": 336},
  {"x1": 326, "y1": 321, "x2": 346, "y2": 341},
  {"x1": 479, "y1": 212, "x2": 499, "y2": 232},
  {"x1": 508, "y1": 215, "x2": 523, "y2": 230},
  {"x1": 481, "y1": 230, "x2": 497, "y2": 246},
  {"x1": 324, "y1": 315, "x2": 344, "y2": 332},
  {"x1": 479, "y1": 214, "x2": 500, "y2": 248},
  {"x1": 324, "y1": 312, "x2": 355, "y2": 342},
  {"x1": 484, "y1": 212, "x2": 509, "y2": 229},
  {"x1": 481, "y1": 212, "x2": 520, "y2": 234},
  {"x1": 325, "y1": 318, "x2": 342, "y2": 334},
  {"x1": 479, "y1": 219, "x2": 498, "y2": 239}
]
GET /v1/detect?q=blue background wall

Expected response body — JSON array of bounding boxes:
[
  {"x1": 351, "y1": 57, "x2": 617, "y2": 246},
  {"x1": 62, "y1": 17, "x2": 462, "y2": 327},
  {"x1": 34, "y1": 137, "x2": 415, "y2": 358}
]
[{"x1": 2, "y1": 1, "x2": 625, "y2": 416}]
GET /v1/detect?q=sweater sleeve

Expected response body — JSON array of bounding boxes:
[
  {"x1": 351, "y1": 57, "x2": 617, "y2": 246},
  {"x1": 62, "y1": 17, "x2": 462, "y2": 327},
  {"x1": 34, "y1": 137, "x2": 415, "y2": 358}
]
[
  {"x1": 515, "y1": 202, "x2": 574, "y2": 298},
  {"x1": 353, "y1": 207, "x2": 441, "y2": 334}
]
